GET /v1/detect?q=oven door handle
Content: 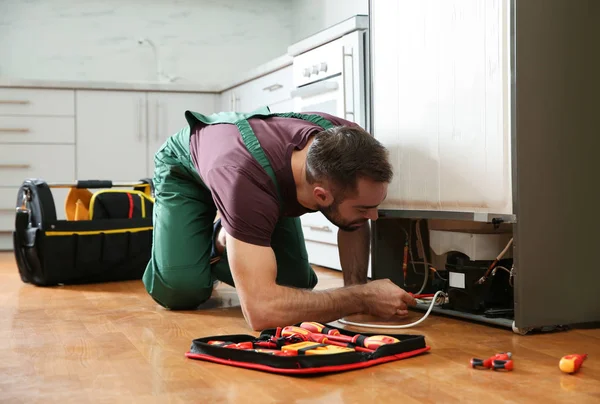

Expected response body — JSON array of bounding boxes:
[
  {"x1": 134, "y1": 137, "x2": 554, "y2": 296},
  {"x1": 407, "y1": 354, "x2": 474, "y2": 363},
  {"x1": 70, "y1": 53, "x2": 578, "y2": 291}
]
[{"x1": 290, "y1": 81, "x2": 339, "y2": 99}]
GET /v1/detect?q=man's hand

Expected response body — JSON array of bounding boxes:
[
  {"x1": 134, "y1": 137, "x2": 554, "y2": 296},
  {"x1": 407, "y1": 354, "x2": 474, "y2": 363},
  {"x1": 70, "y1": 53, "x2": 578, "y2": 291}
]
[
  {"x1": 226, "y1": 233, "x2": 416, "y2": 330},
  {"x1": 361, "y1": 279, "x2": 417, "y2": 318}
]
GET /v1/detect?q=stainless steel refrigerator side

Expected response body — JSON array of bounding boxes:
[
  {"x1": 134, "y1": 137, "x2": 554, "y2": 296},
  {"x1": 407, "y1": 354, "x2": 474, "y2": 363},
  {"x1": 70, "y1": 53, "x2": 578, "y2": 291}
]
[{"x1": 513, "y1": 0, "x2": 600, "y2": 329}]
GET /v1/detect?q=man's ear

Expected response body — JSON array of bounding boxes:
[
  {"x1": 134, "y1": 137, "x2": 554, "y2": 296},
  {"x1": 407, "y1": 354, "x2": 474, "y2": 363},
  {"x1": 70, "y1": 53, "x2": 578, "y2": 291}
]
[{"x1": 313, "y1": 186, "x2": 334, "y2": 206}]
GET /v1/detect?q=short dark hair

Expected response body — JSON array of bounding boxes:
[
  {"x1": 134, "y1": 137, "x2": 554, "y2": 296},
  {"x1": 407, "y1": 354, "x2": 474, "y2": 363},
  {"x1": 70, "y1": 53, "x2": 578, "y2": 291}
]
[{"x1": 305, "y1": 125, "x2": 394, "y2": 197}]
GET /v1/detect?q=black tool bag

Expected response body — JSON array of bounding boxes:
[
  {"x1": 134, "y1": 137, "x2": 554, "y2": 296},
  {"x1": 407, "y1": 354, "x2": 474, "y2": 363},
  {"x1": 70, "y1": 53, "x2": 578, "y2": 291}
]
[
  {"x1": 12, "y1": 178, "x2": 154, "y2": 286},
  {"x1": 186, "y1": 323, "x2": 430, "y2": 376}
]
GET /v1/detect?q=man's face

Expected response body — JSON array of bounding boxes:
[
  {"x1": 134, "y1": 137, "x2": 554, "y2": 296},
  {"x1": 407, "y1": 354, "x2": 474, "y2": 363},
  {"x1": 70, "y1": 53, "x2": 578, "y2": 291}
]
[{"x1": 318, "y1": 178, "x2": 388, "y2": 232}]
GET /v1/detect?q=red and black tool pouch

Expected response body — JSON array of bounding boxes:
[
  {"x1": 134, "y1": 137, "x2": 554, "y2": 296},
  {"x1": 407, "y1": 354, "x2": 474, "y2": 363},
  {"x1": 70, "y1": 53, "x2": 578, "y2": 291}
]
[{"x1": 185, "y1": 323, "x2": 430, "y2": 375}]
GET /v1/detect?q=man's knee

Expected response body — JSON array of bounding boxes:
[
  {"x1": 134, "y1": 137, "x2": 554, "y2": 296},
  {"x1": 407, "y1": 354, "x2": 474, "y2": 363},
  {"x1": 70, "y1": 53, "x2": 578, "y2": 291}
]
[{"x1": 143, "y1": 261, "x2": 214, "y2": 310}]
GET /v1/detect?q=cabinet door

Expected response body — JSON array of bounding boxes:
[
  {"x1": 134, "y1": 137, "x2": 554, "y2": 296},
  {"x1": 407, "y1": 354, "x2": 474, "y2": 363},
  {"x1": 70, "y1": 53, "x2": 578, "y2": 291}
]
[
  {"x1": 218, "y1": 89, "x2": 236, "y2": 113},
  {"x1": 371, "y1": 0, "x2": 512, "y2": 215},
  {"x1": 268, "y1": 97, "x2": 294, "y2": 113},
  {"x1": 76, "y1": 90, "x2": 148, "y2": 181},
  {"x1": 146, "y1": 92, "x2": 217, "y2": 177}
]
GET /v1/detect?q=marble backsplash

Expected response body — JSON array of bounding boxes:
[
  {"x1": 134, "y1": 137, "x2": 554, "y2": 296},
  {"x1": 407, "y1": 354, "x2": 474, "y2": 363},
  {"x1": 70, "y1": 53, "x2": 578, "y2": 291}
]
[{"x1": 0, "y1": 0, "x2": 294, "y2": 87}]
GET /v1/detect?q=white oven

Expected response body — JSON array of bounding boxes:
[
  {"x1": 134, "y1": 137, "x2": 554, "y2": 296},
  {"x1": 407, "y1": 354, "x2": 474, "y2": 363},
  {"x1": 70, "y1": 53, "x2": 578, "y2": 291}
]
[
  {"x1": 291, "y1": 30, "x2": 369, "y2": 131},
  {"x1": 290, "y1": 27, "x2": 371, "y2": 274}
]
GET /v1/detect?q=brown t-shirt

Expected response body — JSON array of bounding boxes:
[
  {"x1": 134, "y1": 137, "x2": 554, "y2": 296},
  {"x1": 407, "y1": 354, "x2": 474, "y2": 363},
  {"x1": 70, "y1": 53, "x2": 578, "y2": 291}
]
[{"x1": 189, "y1": 112, "x2": 357, "y2": 247}]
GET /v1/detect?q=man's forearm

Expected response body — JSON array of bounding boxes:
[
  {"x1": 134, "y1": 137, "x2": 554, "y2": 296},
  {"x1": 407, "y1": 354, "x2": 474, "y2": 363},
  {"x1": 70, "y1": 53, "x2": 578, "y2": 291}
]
[
  {"x1": 251, "y1": 284, "x2": 368, "y2": 330},
  {"x1": 338, "y1": 222, "x2": 371, "y2": 286}
]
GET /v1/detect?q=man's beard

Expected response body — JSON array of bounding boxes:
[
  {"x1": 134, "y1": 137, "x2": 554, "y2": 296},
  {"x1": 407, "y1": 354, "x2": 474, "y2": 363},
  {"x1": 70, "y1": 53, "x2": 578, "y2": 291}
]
[{"x1": 319, "y1": 202, "x2": 366, "y2": 232}]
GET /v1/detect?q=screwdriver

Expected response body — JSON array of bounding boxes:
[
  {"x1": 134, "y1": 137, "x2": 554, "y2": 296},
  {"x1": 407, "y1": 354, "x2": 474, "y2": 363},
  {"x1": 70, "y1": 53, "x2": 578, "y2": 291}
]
[
  {"x1": 470, "y1": 352, "x2": 512, "y2": 369},
  {"x1": 298, "y1": 323, "x2": 401, "y2": 349},
  {"x1": 282, "y1": 326, "x2": 373, "y2": 352},
  {"x1": 559, "y1": 354, "x2": 587, "y2": 374},
  {"x1": 285, "y1": 326, "x2": 399, "y2": 351}
]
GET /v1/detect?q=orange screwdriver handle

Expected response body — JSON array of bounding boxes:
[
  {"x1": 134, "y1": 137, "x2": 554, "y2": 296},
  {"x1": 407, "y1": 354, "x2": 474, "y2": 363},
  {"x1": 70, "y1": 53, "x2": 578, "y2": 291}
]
[
  {"x1": 470, "y1": 352, "x2": 511, "y2": 369},
  {"x1": 493, "y1": 359, "x2": 514, "y2": 371},
  {"x1": 353, "y1": 335, "x2": 400, "y2": 350},
  {"x1": 560, "y1": 353, "x2": 587, "y2": 374},
  {"x1": 207, "y1": 341, "x2": 254, "y2": 350},
  {"x1": 299, "y1": 322, "x2": 342, "y2": 336}
]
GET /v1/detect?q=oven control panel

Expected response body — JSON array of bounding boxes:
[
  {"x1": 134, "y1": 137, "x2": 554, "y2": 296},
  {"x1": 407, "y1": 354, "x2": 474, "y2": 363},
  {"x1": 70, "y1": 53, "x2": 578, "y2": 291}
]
[{"x1": 292, "y1": 36, "x2": 347, "y2": 87}]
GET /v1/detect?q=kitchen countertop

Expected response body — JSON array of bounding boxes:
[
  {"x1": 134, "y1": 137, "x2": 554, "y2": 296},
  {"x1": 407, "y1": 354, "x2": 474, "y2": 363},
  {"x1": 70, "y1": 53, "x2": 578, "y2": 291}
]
[{"x1": 0, "y1": 54, "x2": 293, "y2": 94}]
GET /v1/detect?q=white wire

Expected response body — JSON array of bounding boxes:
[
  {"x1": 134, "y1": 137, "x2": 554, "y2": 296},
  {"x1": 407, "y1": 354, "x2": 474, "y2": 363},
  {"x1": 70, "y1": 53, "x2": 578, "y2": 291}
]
[{"x1": 338, "y1": 290, "x2": 446, "y2": 329}]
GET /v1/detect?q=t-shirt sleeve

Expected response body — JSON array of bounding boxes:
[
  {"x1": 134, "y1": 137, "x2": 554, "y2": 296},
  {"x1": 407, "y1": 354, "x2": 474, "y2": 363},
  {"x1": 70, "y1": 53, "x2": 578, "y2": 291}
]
[{"x1": 205, "y1": 165, "x2": 279, "y2": 247}]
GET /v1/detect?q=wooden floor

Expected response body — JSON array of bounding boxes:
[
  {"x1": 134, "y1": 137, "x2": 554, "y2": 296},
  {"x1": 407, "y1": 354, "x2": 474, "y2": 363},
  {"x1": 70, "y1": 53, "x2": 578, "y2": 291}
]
[{"x1": 0, "y1": 252, "x2": 599, "y2": 403}]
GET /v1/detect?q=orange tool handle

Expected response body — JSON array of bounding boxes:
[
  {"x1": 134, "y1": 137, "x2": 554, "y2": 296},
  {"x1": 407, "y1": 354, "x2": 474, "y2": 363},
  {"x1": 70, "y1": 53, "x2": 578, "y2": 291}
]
[
  {"x1": 207, "y1": 340, "x2": 254, "y2": 350},
  {"x1": 471, "y1": 352, "x2": 512, "y2": 369},
  {"x1": 299, "y1": 322, "x2": 342, "y2": 336},
  {"x1": 352, "y1": 335, "x2": 400, "y2": 350},
  {"x1": 559, "y1": 353, "x2": 587, "y2": 373},
  {"x1": 492, "y1": 359, "x2": 514, "y2": 371},
  {"x1": 325, "y1": 339, "x2": 374, "y2": 353},
  {"x1": 281, "y1": 326, "x2": 311, "y2": 341},
  {"x1": 284, "y1": 326, "x2": 375, "y2": 352}
]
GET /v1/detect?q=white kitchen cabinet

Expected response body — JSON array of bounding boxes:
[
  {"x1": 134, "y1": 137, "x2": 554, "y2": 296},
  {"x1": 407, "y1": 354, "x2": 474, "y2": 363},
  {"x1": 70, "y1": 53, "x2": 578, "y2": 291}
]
[
  {"x1": 0, "y1": 87, "x2": 76, "y2": 250},
  {"x1": 218, "y1": 89, "x2": 238, "y2": 112},
  {"x1": 218, "y1": 65, "x2": 294, "y2": 113},
  {"x1": 76, "y1": 90, "x2": 148, "y2": 182},
  {"x1": 77, "y1": 90, "x2": 218, "y2": 182},
  {"x1": 146, "y1": 92, "x2": 217, "y2": 176},
  {"x1": 268, "y1": 97, "x2": 294, "y2": 113}
]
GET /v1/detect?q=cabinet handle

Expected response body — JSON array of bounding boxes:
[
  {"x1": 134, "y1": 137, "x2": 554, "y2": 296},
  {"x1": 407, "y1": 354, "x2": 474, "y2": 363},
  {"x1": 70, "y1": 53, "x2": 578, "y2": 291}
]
[
  {"x1": 0, "y1": 100, "x2": 30, "y2": 105},
  {"x1": 0, "y1": 128, "x2": 30, "y2": 133},
  {"x1": 263, "y1": 83, "x2": 283, "y2": 92},
  {"x1": 231, "y1": 93, "x2": 238, "y2": 112},
  {"x1": 0, "y1": 163, "x2": 30, "y2": 169},
  {"x1": 303, "y1": 224, "x2": 333, "y2": 233},
  {"x1": 155, "y1": 101, "x2": 160, "y2": 141}
]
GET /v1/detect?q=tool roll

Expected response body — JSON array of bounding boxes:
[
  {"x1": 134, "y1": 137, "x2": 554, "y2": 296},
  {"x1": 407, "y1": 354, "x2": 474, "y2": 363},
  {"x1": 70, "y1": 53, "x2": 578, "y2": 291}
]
[
  {"x1": 186, "y1": 322, "x2": 430, "y2": 375},
  {"x1": 13, "y1": 178, "x2": 154, "y2": 286}
]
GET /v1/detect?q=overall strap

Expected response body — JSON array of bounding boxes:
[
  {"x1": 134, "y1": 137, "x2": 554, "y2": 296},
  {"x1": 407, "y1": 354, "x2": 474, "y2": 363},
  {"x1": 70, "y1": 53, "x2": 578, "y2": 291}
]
[
  {"x1": 184, "y1": 108, "x2": 340, "y2": 213},
  {"x1": 234, "y1": 112, "x2": 338, "y2": 212},
  {"x1": 235, "y1": 119, "x2": 284, "y2": 209},
  {"x1": 270, "y1": 112, "x2": 337, "y2": 130}
]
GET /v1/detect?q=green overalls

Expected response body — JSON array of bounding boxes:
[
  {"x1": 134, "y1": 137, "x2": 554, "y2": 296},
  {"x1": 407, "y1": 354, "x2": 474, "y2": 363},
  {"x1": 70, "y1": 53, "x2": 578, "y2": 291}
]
[{"x1": 142, "y1": 106, "x2": 336, "y2": 310}]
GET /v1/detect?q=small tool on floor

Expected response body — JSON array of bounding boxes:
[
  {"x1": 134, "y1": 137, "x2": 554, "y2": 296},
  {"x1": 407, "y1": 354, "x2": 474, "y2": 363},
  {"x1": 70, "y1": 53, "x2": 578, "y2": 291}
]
[
  {"x1": 559, "y1": 353, "x2": 587, "y2": 374},
  {"x1": 471, "y1": 352, "x2": 513, "y2": 371}
]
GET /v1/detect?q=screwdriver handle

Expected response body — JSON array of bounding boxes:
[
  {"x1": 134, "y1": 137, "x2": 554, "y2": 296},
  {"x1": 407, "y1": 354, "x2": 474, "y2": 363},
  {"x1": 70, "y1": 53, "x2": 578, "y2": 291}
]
[
  {"x1": 299, "y1": 322, "x2": 342, "y2": 336},
  {"x1": 493, "y1": 359, "x2": 514, "y2": 371}
]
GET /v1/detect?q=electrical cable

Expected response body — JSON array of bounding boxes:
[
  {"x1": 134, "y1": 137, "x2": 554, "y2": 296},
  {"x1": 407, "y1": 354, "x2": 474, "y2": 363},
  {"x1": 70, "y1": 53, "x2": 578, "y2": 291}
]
[
  {"x1": 479, "y1": 238, "x2": 513, "y2": 283},
  {"x1": 338, "y1": 290, "x2": 446, "y2": 329},
  {"x1": 414, "y1": 220, "x2": 429, "y2": 294}
]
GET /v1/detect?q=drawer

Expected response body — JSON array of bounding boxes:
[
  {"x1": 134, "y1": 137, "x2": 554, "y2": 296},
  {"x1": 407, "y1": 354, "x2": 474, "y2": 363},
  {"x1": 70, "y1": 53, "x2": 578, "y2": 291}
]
[
  {"x1": 251, "y1": 65, "x2": 293, "y2": 107},
  {"x1": 0, "y1": 88, "x2": 75, "y2": 116},
  {"x1": 300, "y1": 212, "x2": 339, "y2": 245},
  {"x1": 305, "y1": 240, "x2": 342, "y2": 271},
  {"x1": 0, "y1": 116, "x2": 75, "y2": 144},
  {"x1": 0, "y1": 144, "x2": 75, "y2": 187},
  {"x1": 0, "y1": 186, "x2": 70, "y2": 231},
  {"x1": 235, "y1": 65, "x2": 293, "y2": 112}
]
